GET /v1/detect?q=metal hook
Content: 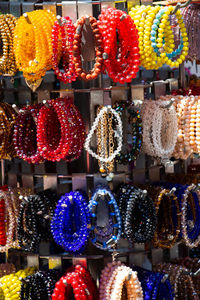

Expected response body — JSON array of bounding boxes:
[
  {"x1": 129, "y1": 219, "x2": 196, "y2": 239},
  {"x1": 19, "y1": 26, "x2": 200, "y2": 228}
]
[
  {"x1": 172, "y1": 0, "x2": 192, "y2": 14},
  {"x1": 42, "y1": 100, "x2": 50, "y2": 108},
  {"x1": 23, "y1": 13, "x2": 31, "y2": 24},
  {"x1": 57, "y1": 15, "x2": 63, "y2": 26},
  {"x1": 166, "y1": 187, "x2": 176, "y2": 196},
  {"x1": 127, "y1": 271, "x2": 132, "y2": 281},
  {"x1": 12, "y1": 104, "x2": 19, "y2": 114},
  {"x1": 160, "y1": 99, "x2": 174, "y2": 109}
]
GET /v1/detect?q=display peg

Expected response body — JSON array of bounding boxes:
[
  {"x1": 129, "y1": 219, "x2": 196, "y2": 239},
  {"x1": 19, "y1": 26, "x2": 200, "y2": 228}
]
[
  {"x1": 161, "y1": 274, "x2": 169, "y2": 283},
  {"x1": 12, "y1": 104, "x2": 20, "y2": 114},
  {"x1": 77, "y1": 0, "x2": 93, "y2": 18},
  {"x1": 23, "y1": 13, "x2": 31, "y2": 24},
  {"x1": 57, "y1": 15, "x2": 63, "y2": 26},
  {"x1": 172, "y1": 0, "x2": 192, "y2": 15},
  {"x1": 166, "y1": 187, "x2": 176, "y2": 196},
  {"x1": 127, "y1": 271, "x2": 132, "y2": 281},
  {"x1": 42, "y1": 100, "x2": 50, "y2": 108}
]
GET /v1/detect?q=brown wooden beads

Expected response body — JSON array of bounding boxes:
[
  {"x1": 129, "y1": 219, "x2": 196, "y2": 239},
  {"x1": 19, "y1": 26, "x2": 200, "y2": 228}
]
[{"x1": 73, "y1": 16, "x2": 103, "y2": 81}]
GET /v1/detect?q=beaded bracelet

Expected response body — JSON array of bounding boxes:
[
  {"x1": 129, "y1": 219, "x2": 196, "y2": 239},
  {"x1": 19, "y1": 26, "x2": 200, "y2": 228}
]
[
  {"x1": 181, "y1": 184, "x2": 200, "y2": 248},
  {"x1": 0, "y1": 14, "x2": 17, "y2": 75},
  {"x1": 133, "y1": 266, "x2": 174, "y2": 300},
  {"x1": 99, "y1": 7, "x2": 140, "y2": 83},
  {"x1": 153, "y1": 188, "x2": 181, "y2": 249},
  {"x1": 113, "y1": 101, "x2": 142, "y2": 165},
  {"x1": 88, "y1": 186, "x2": 121, "y2": 250},
  {"x1": 52, "y1": 265, "x2": 98, "y2": 300},
  {"x1": 51, "y1": 190, "x2": 90, "y2": 253},
  {"x1": 154, "y1": 263, "x2": 198, "y2": 299},
  {"x1": 37, "y1": 98, "x2": 85, "y2": 162},
  {"x1": 52, "y1": 16, "x2": 77, "y2": 84},
  {"x1": 17, "y1": 195, "x2": 42, "y2": 252},
  {"x1": 122, "y1": 186, "x2": 157, "y2": 243},
  {"x1": 0, "y1": 103, "x2": 17, "y2": 159},
  {"x1": 151, "y1": 6, "x2": 188, "y2": 68},
  {"x1": 0, "y1": 267, "x2": 36, "y2": 300},
  {"x1": 20, "y1": 269, "x2": 61, "y2": 300},
  {"x1": 13, "y1": 104, "x2": 44, "y2": 164},
  {"x1": 14, "y1": 10, "x2": 56, "y2": 89},
  {"x1": 99, "y1": 261, "x2": 143, "y2": 300},
  {"x1": 0, "y1": 190, "x2": 16, "y2": 252},
  {"x1": 73, "y1": 15, "x2": 103, "y2": 81},
  {"x1": 84, "y1": 106, "x2": 123, "y2": 179}
]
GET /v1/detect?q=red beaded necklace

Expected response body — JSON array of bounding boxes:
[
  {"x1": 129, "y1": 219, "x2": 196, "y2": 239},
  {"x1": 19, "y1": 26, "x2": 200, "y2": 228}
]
[
  {"x1": 52, "y1": 16, "x2": 77, "y2": 84},
  {"x1": 98, "y1": 7, "x2": 140, "y2": 84}
]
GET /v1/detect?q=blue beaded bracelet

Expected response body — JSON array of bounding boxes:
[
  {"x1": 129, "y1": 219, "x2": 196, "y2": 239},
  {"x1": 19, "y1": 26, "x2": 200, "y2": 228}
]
[
  {"x1": 151, "y1": 7, "x2": 183, "y2": 59},
  {"x1": 134, "y1": 266, "x2": 174, "y2": 300},
  {"x1": 51, "y1": 190, "x2": 90, "y2": 253},
  {"x1": 89, "y1": 186, "x2": 122, "y2": 250}
]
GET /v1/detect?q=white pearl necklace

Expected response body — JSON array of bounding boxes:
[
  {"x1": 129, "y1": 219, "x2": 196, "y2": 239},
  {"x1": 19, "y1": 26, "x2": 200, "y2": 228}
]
[{"x1": 84, "y1": 105, "x2": 123, "y2": 163}]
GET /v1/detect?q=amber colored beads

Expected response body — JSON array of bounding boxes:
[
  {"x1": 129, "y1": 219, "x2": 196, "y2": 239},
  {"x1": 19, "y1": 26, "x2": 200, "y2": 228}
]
[
  {"x1": 0, "y1": 14, "x2": 17, "y2": 76},
  {"x1": 73, "y1": 15, "x2": 103, "y2": 81},
  {"x1": 14, "y1": 10, "x2": 56, "y2": 85},
  {"x1": 0, "y1": 103, "x2": 17, "y2": 159},
  {"x1": 153, "y1": 189, "x2": 181, "y2": 249}
]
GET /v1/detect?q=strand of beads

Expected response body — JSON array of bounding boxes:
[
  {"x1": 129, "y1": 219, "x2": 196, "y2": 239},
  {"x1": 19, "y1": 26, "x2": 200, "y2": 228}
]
[
  {"x1": 0, "y1": 267, "x2": 36, "y2": 300},
  {"x1": 0, "y1": 103, "x2": 17, "y2": 159},
  {"x1": 51, "y1": 191, "x2": 90, "y2": 253},
  {"x1": 13, "y1": 104, "x2": 44, "y2": 164},
  {"x1": 98, "y1": 7, "x2": 140, "y2": 83},
  {"x1": 142, "y1": 100, "x2": 178, "y2": 158},
  {"x1": 14, "y1": 10, "x2": 56, "y2": 89},
  {"x1": 0, "y1": 14, "x2": 17, "y2": 75},
  {"x1": 52, "y1": 16, "x2": 77, "y2": 83},
  {"x1": 151, "y1": 6, "x2": 188, "y2": 68},
  {"x1": 153, "y1": 188, "x2": 181, "y2": 249},
  {"x1": 181, "y1": 184, "x2": 200, "y2": 248},
  {"x1": 52, "y1": 265, "x2": 98, "y2": 300},
  {"x1": 113, "y1": 101, "x2": 142, "y2": 165},
  {"x1": 129, "y1": 5, "x2": 188, "y2": 69},
  {"x1": 120, "y1": 186, "x2": 157, "y2": 244},
  {"x1": 37, "y1": 98, "x2": 86, "y2": 162},
  {"x1": 88, "y1": 186, "x2": 121, "y2": 250},
  {"x1": 99, "y1": 261, "x2": 143, "y2": 300},
  {"x1": 73, "y1": 15, "x2": 103, "y2": 81},
  {"x1": 134, "y1": 266, "x2": 174, "y2": 299},
  {"x1": 20, "y1": 270, "x2": 61, "y2": 300},
  {"x1": 84, "y1": 106, "x2": 123, "y2": 180}
]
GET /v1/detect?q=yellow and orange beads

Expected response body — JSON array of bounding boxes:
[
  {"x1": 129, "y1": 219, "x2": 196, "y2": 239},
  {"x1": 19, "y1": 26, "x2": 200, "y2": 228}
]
[{"x1": 14, "y1": 10, "x2": 56, "y2": 83}]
